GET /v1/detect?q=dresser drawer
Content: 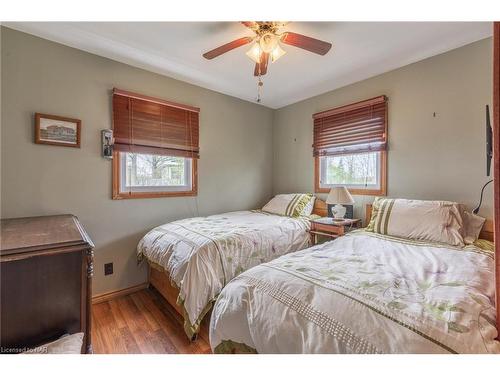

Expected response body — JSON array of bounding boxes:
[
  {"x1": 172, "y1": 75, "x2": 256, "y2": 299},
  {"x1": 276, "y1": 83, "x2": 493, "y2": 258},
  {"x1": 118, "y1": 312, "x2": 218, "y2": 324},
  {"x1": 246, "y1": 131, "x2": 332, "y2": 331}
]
[{"x1": 310, "y1": 222, "x2": 344, "y2": 235}]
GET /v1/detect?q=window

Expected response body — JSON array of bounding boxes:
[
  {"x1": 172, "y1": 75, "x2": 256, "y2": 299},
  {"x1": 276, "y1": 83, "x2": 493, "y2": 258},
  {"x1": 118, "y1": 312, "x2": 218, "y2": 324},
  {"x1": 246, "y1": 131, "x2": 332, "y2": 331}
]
[
  {"x1": 112, "y1": 89, "x2": 199, "y2": 199},
  {"x1": 318, "y1": 151, "x2": 384, "y2": 193},
  {"x1": 120, "y1": 153, "x2": 193, "y2": 193},
  {"x1": 313, "y1": 96, "x2": 387, "y2": 196}
]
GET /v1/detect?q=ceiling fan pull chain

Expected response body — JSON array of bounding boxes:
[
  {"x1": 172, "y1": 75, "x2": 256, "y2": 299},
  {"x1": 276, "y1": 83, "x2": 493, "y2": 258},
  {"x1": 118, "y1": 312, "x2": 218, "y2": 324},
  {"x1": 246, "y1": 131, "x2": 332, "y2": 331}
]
[{"x1": 256, "y1": 74, "x2": 263, "y2": 103}]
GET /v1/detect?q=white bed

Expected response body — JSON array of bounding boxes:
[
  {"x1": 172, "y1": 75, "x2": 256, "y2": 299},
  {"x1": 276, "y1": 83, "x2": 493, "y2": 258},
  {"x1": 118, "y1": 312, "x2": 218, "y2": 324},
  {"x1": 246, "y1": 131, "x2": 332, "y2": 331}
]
[
  {"x1": 137, "y1": 209, "x2": 313, "y2": 338},
  {"x1": 209, "y1": 230, "x2": 500, "y2": 354}
]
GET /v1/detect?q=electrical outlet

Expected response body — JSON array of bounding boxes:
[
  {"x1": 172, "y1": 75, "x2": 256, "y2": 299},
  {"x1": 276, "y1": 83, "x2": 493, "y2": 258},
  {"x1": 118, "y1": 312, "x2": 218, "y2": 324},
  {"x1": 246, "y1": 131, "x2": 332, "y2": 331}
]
[{"x1": 104, "y1": 262, "x2": 113, "y2": 276}]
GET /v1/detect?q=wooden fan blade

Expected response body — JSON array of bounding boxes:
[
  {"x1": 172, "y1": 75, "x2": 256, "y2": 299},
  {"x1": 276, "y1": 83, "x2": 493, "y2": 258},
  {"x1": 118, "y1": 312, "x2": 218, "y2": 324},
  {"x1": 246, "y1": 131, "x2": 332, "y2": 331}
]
[
  {"x1": 203, "y1": 37, "x2": 253, "y2": 59},
  {"x1": 254, "y1": 53, "x2": 269, "y2": 76},
  {"x1": 281, "y1": 32, "x2": 332, "y2": 55},
  {"x1": 241, "y1": 21, "x2": 259, "y2": 30}
]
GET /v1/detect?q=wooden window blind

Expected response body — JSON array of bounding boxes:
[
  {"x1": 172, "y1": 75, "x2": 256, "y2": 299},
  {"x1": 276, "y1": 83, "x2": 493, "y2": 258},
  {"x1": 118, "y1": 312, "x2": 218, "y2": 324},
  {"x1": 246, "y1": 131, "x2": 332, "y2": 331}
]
[
  {"x1": 312, "y1": 95, "x2": 388, "y2": 156},
  {"x1": 112, "y1": 88, "x2": 200, "y2": 158}
]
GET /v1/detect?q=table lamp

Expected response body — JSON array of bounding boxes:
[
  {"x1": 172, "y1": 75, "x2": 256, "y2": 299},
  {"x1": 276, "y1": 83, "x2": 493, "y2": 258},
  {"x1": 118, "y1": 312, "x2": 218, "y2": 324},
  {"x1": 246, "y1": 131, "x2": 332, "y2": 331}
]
[{"x1": 326, "y1": 187, "x2": 355, "y2": 220}]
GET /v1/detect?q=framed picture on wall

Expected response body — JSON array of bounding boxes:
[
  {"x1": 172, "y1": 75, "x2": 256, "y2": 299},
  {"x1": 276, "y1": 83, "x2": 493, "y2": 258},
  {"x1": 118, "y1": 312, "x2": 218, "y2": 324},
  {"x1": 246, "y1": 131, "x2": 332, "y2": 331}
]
[{"x1": 35, "y1": 113, "x2": 81, "y2": 148}]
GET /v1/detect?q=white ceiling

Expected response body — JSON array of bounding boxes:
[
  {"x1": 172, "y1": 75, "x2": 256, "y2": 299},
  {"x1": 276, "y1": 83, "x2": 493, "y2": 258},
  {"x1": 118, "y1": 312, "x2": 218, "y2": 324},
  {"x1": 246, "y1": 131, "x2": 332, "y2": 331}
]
[{"x1": 6, "y1": 22, "x2": 492, "y2": 108}]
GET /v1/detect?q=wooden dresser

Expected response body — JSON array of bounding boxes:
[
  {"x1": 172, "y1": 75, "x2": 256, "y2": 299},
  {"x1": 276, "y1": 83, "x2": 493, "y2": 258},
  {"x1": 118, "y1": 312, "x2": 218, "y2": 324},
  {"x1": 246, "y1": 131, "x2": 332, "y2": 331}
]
[{"x1": 0, "y1": 215, "x2": 94, "y2": 354}]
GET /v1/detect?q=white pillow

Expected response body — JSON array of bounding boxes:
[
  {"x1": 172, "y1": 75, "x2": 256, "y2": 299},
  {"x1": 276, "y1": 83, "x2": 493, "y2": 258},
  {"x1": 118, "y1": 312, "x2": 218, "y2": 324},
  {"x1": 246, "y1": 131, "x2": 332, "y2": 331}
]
[
  {"x1": 23, "y1": 332, "x2": 84, "y2": 354},
  {"x1": 262, "y1": 194, "x2": 316, "y2": 217},
  {"x1": 461, "y1": 210, "x2": 486, "y2": 245},
  {"x1": 366, "y1": 198, "x2": 466, "y2": 246}
]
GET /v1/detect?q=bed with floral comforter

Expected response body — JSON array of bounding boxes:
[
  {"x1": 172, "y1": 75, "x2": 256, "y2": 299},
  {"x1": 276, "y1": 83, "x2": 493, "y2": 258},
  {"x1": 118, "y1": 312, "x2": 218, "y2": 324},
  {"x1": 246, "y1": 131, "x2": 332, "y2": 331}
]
[
  {"x1": 210, "y1": 230, "x2": 500, "y2": 353},
  {"x1": 137, "y1": 210, "x2": 312, "y2": 338}
]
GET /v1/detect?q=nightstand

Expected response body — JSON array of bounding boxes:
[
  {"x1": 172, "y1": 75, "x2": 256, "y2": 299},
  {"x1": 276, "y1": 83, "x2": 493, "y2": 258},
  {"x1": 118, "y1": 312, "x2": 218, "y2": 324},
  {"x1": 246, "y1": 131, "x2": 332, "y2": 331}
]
[{"x1": 309, "y1": 217, "x2": 362, "y2": 245}]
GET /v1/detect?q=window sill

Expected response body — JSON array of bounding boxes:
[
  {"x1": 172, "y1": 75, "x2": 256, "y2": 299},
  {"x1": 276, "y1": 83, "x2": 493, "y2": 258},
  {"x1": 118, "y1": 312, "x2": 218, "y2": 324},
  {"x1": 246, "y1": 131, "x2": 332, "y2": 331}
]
[{"x1": 112, "y1": 190, "x2": 197, "y2": 200}]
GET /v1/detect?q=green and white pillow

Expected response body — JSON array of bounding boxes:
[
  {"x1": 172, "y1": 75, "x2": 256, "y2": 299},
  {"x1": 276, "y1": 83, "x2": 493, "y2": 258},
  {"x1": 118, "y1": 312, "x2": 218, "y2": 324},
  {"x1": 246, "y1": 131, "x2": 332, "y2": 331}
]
[
  {"x1": 262, "y1": 194, "x2": 316, "y2": 218},
  {"x1": 366, "y1": 198, "x2": 466, "y2": 246}
]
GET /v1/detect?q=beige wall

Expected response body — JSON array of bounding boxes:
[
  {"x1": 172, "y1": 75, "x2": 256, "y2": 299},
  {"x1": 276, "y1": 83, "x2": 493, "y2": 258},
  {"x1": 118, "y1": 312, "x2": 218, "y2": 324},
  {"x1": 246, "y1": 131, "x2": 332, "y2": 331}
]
[
  {"x1": 273, "y1": 38, "x2": 493, "y2": 220},
  {"x1": 0, "y1": 27, "x2": 274, "y2": 295}
]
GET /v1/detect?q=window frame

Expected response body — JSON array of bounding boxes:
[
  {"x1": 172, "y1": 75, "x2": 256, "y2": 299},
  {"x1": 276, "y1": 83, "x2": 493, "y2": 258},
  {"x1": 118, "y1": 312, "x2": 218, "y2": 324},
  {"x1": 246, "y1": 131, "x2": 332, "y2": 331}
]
[
  {"x1": 112, "y1": 151, "x2": 198, "y2": 199},
  {"x1": 314, "y1": 150, "x2": 387, "y2": 196}
]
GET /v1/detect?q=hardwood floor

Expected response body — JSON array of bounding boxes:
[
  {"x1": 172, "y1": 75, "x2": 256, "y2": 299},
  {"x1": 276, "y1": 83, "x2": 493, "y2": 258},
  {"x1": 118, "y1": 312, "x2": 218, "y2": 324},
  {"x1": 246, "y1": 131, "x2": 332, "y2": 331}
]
[{"x1": 91, "y1": 287, "x2": 211, "y2": 354}]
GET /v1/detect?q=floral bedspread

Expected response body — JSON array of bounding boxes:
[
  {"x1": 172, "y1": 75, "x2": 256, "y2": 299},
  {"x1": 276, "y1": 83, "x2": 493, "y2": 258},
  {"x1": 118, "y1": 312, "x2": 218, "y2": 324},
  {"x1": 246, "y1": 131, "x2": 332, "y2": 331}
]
[
  {"x1": 210, "y1": 231, "x2": 500, "y2": 353},
  {"x1": 137, "y1": 210, "x2": 311, "y2": 338}
]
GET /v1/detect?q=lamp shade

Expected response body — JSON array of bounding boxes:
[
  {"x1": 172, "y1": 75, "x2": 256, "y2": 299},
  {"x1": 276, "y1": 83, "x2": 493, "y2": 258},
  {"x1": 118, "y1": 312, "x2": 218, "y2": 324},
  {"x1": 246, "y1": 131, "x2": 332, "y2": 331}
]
[
  {"x1": 326, "y1": 187, "x2": 355, "y2": 205},
  {"x1": 246, "y1": 43, "x2": 262, "y2": 64},
  {"x1": 271, "y1": 44, "x2": 286, "y2": 63}
]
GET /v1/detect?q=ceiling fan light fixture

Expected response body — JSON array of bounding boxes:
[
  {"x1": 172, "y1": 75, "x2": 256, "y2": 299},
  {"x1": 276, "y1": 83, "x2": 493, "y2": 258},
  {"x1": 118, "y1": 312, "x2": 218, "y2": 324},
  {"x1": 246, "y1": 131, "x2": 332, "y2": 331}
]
[
  {"x1": 246, "y1": 42, "x2": 262, "y2": 64},
  {"x1": 259, "y1": 32, "x2": 279, "y2": 53},
  {"x1": 271, "y1": 44, "x2": 286, "y2": 63}
]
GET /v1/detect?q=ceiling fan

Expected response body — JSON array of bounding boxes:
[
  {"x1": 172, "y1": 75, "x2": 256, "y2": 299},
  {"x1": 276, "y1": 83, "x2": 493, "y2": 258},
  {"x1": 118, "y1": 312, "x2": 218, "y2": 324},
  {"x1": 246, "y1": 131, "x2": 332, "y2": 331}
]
[{"x1": 203, "y1": 22, "x2": 332, "y2": 77}]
